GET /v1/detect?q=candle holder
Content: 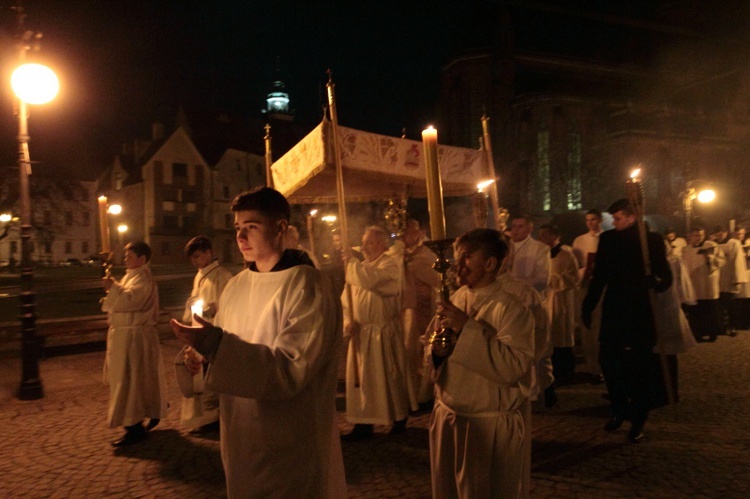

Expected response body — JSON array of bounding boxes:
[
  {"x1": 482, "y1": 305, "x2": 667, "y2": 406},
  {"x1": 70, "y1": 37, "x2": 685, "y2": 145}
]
[{"x1": 424, "y1": 238, "x2": 459, "y2": 353}]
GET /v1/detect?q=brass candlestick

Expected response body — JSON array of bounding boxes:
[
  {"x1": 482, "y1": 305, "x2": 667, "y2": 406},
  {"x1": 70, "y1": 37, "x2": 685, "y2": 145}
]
[{"x1": 424, "y1": 238, "x2": 459, "y2": 352}]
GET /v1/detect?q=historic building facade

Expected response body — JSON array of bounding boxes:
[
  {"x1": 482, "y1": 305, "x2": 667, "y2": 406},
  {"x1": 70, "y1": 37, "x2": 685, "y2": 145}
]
[{"x1": 437, "y1": 2, "x2": 750, "y2": 232}]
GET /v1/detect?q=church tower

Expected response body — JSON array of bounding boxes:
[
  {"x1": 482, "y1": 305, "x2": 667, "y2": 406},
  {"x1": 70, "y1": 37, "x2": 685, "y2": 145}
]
[{"x1": 263, "y1": 58, "x2": 294, "y2": 121}]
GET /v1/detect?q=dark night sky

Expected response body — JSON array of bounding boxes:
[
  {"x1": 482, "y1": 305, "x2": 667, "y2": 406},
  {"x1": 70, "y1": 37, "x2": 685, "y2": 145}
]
[{"x1": 0, "y1": 0, "x2": 492, "y2": 180}]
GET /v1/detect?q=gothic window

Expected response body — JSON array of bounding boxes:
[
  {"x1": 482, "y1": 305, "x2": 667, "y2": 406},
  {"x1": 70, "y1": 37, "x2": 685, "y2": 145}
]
[
  {"x1": 537, "y1": 128, "x2": 551, "y2": 212},
  {"x1": 65, "y1": 241, "x2": 72, "y2": 254},
  {"x1": 82, "y1": 211, "x2": 90, "y2": 226},
  {"x1": 567, "y1": 125, "x2": 582, "y2": 210}
]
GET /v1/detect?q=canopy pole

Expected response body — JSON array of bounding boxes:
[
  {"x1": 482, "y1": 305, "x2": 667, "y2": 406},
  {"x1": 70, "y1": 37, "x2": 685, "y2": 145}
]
[
  {"x1": 626, "y1": 171, "x2": 678, "y2": 420},
  {"x1": 481, "y1": 114, "x2": 502, "y2": 230},
  {"x1": 264, "y1": 124, "x2": 273, "y2": 188},
  {"x1": 327, "y1": 69, "x2": 360, "y2": 387}
]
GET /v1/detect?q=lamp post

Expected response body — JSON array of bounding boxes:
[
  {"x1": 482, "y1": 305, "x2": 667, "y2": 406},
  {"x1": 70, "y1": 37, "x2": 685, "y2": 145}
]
[
  {"x1": 683, "y1": 181, "x2": 716, "y2": 233},
  {"x1": 117, "y1": 224, "x2": 128, "y2": 257},
  {"x1": 12, "y1": 10, "x2": 60, "y2": 400}
]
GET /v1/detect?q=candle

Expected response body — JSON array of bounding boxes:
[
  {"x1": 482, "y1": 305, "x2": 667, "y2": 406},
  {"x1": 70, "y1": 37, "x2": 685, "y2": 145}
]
[
  {"x1": 191, "y1": 299, "x2": 204, "y2": 326},
  {"x1": 97, "y1": 196, "x2": 111, "y2": 254},
  {"x1": 422, "y1": 126, "x2": 447, "y2": 240},
  {"x1": 189, "y1": 298, "x2": 206, "y2": 393}
]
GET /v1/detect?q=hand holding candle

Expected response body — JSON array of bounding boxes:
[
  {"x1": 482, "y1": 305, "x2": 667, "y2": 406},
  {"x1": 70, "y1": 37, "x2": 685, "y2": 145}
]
[{"x1": 191, "y1": 299, "x2": 205, "y2": 326}]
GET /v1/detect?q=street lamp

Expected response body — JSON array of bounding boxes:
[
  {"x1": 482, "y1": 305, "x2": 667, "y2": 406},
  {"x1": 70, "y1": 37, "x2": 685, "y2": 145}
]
[
  {"x1": 13, "y1": 15, "x2": 59, "y2": 400},
  {"x1": 684, "y1": 181, "x2": 716, "y2": 233},
  {"x1": 117, "y1": 224, "x2": 128, "y2": 257}
]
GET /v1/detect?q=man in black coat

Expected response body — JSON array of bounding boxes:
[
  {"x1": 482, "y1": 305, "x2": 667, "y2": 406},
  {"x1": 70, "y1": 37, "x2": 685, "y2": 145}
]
[{"x1": 582, "y1": 198, "x2": 672, "y2": 443}]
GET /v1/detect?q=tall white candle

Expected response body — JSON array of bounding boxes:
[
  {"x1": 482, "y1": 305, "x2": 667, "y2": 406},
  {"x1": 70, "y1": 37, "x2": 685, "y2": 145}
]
[
  {"x1": 97, "y1": 196, "x2": 111, "y2": 254},
  {"x1": 422, "y1": 126, "x2": 446, "y2": 240}
]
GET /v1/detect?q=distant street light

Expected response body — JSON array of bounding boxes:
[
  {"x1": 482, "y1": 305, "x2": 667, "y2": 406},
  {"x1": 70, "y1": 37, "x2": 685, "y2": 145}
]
[
  {"x1": 0, "y1": 213, "x2": 12, "y2": 223},
  {"x1": 684, "y1": 181, "x2": 716, "y2": 233},
  {"x1": 13, "y1": 8, "x2": 59, "y2": 400},
  {"x1": 108, "y1": 204, "x2": 122, "y2": 215},
  {"x1": 117, "y1": 224, "x2": 128, "y2": 256}
]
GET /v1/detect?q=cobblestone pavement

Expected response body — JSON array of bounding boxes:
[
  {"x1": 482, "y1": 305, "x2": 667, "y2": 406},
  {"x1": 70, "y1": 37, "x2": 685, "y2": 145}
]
[{"x1": 1, "y1": 332, "x2": 749, "y2": 498}]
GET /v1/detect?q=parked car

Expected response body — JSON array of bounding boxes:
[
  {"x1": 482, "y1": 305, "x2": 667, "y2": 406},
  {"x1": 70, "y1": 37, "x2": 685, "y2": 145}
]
[{"x1": 59, "y1": 258, "x2": 84, "y2": 267}]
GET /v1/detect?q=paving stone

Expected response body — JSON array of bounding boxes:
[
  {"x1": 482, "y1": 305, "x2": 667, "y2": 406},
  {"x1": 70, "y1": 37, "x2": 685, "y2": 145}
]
[{"x1": 2, "y1": 334, "x2": 750, "y2": 497}]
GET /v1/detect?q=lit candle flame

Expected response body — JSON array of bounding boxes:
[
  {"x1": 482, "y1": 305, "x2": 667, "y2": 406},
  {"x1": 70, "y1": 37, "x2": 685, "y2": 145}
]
[{"x1": 476, "y1": 179, "x2": 495, "y2": 192}]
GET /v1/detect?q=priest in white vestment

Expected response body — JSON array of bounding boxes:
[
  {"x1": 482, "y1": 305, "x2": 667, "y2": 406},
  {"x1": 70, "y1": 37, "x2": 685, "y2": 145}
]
[
  {"x1": 171, "y1": 188, "x2": 346, "y2": 499},
  {"x1": 390, "y1": 220, "x2": 441, "y2": 405},
  {"x1": 429, "y1": 229, "x2": 535, "y2": 499},
  {"x1": 342, "y1": 226, "x2": 413, "y2": 440},
  {"x1": 102, "y1": 241, "x2": 168, "y2": 447}
]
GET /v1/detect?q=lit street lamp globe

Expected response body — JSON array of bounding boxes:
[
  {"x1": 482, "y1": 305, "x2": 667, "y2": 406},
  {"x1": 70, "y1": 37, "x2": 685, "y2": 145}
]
[
  {"x1": 108, "y1": 204, "x2": 123, "y2": 215},
  {"x1": 117, "y1": 224, "x2": 128, "y2": 234},
  {"x1": 11, "y1": 63, "x2": 59, "y2": 104},
  {"x1": 0, "y1": 213, "x2": 12, "y2": 223},
  {"x1": 697, "y1": 189, "x2": 716, "y2": 204}
]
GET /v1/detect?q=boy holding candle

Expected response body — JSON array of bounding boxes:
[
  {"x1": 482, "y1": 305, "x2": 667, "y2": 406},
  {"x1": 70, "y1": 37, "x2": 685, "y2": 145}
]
[
  {"x1": 429, "y1": 228, "x2": 535, "y2": 498},
  {"x1": 170, "y1": 187, "x2": 346, "y2": 498},
  {"x1": 176, "y1": 235, "x2": 234, "y2": 434}
]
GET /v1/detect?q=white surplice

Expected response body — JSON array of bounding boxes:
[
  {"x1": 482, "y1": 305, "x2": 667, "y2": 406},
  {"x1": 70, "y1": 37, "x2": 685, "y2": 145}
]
[
  {"x1": 102, "y1": 264, "x2": 168, "y2": 428},
  {"x1": 401, "y1": 244, "x2": 440, "y2": 404},
  {"x1": 509, "y1": 236, "x2": 551, "y2": 294},
  {"x1": 718, "y1": 238, "x2": 748, "y2": 294},
  {"x1": 207, "y1": 266, "x2": 347, "y2": 499},
  {"x1": 429, "y1": 279, "x2": 535, "y2": 499},
  {"x1": 343, "y1": 252, "x2": 413, "y2": 425},
  {"x1": 683, "y1": 241, "x2": 725, "y2": 299},
  {"x1": 546, "y1": 245, "x2": 579, "y2": 348}
]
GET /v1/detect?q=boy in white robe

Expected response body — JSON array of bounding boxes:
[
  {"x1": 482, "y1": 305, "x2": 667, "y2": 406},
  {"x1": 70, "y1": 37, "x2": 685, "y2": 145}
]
[
  {"x1": 102, "y1": 241, "x2": 168, "y2": 447},
  {"x1": 171, "y1": 187, "x2": 346, "y2": 499},
  {"x1": 429, "y1": 228, "x2": 535, "y2": 499},
  {"x1": 177, "y1": 235, "x2": 233, "y2": 433}
]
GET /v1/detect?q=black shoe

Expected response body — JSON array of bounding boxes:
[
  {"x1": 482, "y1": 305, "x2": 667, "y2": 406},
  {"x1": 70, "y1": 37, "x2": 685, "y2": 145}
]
[
  {"x1": 604, "y1": 415, "x2": 625, "y2": 432},
  {"x1": 390, "y1": 419, "x2": 407, "y2": 434},
  {"x1": 628, "y1": 424, "x2": 645, "y2": 443},
  {"x1": 145, "y1": 418, "x2": 160, "y2": 431},
  {"x1": 544, "y1": 386, "x2": 558, "y2": 408},
  {"x1": 341, "y1": 424, "x2": 373, "y2": 442},
  {"x1": 112, "y1": 424, "x2": 146, "y2": 447}
]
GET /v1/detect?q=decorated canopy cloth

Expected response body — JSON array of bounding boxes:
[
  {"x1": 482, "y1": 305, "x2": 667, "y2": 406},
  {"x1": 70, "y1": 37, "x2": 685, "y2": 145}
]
[{"x1": 271, "y1": 120, "x2": 487, "y2": 203}]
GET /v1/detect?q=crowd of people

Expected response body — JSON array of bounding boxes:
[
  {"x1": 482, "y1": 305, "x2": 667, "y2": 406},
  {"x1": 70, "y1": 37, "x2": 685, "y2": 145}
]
[{"x1": 98, "y1": 185, "x2": 747, "y2": 498}]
